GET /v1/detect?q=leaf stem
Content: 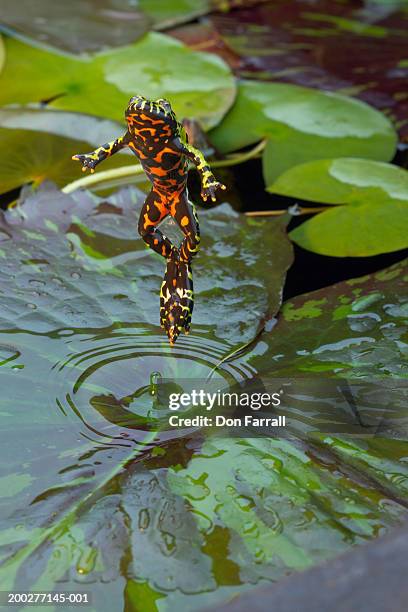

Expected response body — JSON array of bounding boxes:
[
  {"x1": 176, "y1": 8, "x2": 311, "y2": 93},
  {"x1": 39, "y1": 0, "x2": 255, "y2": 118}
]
[
  {"x1": 62, "y1": 164, "x2": 146, "y2": 194},
  {"x1": 61, "y1": 140, "x2": 268, "y2": 193},
  {"x1": 245, "y1": 206, "x2": 327, "y2": 217},
  {"x1": 212, "y1": 139, "x2": 267, "y2": 167}
]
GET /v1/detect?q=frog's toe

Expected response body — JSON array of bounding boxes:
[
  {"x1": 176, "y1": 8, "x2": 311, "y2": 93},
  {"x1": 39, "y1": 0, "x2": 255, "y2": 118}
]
[
  {"x1": 160, "y1": 259, "x2": 177, "y2": 330},
  {"x1": 175, "y1": 261, "x2": 194, "y2": 336},
  {"x1": 184, "y1": 310, "x2": 192, "y2": 335},
  {"x1": 160, "y1": 259, "x2": 194, "y2": 344}
]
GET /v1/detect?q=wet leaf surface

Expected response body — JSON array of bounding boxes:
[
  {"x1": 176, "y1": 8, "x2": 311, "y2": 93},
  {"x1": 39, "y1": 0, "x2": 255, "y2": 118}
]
[
  {"x1": 0, "y1": 182, "x2": 293, "y2": 603},
  {"x1": 0, "y1": 107, "x2": 125, "y2": 145},
  {"x1": 0, "y1": 185, "x2": 407, "y2": 607},
  {"x1": 209, "y1": 80, "x2": 397, "y2": 181},
  {"x1": 0, "y1": 110, "x2": 136, "y2": 194},
  {"x1": 269, "y1": 158, "x2": 408, "y2": 256},
  {"x1": 0, "y1": 32, "x2": 236, "y2": 130},
  {"x1": 208, "y1": 0, "x2": 408, "y2": 141},
  {"x1": 169, "y1": 435, "x2": 407, "y2": 574},
  {"x1": 0, "y1": 0, "x2": 151, "y2": 55},
  {"x1": 247, "y1": 258, "x2": 407, "y2": 379},
  {"x1": 0, "y1": 182, "x2": 292, "y2": 339},
  {"x1": 229, "y1": 260, "x2": 408, "y2": 534}
]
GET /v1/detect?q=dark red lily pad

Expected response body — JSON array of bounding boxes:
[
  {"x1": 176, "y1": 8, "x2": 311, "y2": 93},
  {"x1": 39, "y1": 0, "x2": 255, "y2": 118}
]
[{"x1": 207, "y1": 0, "x2": 408, "y2": 141}]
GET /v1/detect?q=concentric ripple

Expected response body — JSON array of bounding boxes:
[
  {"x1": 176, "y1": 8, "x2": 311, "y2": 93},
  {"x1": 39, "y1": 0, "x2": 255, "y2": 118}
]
[{"x1": 52, "y1": 325, "x2": 258, "y2": 445}]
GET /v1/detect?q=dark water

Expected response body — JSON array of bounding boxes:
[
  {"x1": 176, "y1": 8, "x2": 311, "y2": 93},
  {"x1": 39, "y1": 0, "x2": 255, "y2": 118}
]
[{"x1": 226, "y1": 157, "x2": 408, "y2": 300}]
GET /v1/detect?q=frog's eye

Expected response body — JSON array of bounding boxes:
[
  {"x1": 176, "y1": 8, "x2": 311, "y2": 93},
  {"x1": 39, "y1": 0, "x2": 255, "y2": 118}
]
[
  {"x1": 129, "y1": 95, "x2": 145, "y2": 105},
  {"x1": 156, "y1": 98, "x2": 171, "y2": 110}
]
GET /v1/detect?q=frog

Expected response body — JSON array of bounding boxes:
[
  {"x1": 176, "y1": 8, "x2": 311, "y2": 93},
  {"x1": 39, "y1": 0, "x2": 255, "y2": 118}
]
[{"x1": 72, "y1": 96, "x2": 225, "y2": 344}]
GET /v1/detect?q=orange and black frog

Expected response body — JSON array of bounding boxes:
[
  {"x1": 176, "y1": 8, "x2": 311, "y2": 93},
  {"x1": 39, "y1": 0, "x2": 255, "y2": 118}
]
[{"x1": 72, "y1": 96, "x2": 226, "y2": 344}]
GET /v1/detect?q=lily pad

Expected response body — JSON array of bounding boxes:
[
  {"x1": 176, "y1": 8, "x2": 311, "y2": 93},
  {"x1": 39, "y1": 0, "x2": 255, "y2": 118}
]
[
  {"x1": 209, "y1": 80, "x2": 397, "y2": 181},
  {"x1": 209, "y1": 0, "x2": 408, "y2": 141},
  {"x1": 0, "y1": 107, "x2": 126, "y2": 146},
  {"x1": 0, "y1": 32, "x2": 236, "y2": 130},
  {"x1": 249, "y1": 258, "x2": 408, "y2": 379},
  {"x1": 233, "y1": 259, "x2": 408, "y2": 506},
  {"x1": 0, "y1": 180, "x2": 292, "y2": 424},
  {"x1": 0, "y1": 181, "x2": 292, "y2": 603},
  {"x1": 0, "y1": 0, "x2": 150, "y2": 55},
  {"x1": 223, "y1": 260, "x2": 408, "y2": 526},
  {"x1": 0, "y1": 185, "x2": 407, "y2": 608},
  {"x1": 0, "y1": 114, "x2": 136, "y2": 194},
  {"x1": 169, "y1": 434, "x2": 408, "y2": 579},
  {"x1": 0, "y1": 182, "x2": 292, "y2": 338},
  {"x1": 269, "y1": 158, "x2": 408, "y2": 256}
]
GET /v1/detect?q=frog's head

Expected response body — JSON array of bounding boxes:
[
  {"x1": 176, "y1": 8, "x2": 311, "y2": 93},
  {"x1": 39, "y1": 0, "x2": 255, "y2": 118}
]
[{"x1": 125, "y1": 95, "x2": 177, "y2": 129}]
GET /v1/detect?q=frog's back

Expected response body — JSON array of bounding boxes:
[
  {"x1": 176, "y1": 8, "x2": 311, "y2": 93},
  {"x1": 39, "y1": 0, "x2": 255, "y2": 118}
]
[{"x1": 125, "y1": 97, "x2": 188, "y2": 191}]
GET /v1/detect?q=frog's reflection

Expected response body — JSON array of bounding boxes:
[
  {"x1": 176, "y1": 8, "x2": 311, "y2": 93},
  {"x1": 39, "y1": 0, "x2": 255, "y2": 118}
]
[{"x1": 90, "y1": 376, "x2": 183, "y2": 431}]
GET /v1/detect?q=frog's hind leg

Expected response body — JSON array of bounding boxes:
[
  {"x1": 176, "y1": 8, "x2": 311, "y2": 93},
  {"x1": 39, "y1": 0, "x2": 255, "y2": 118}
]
[
  {"x1": 137, "y1": 189, "x2": 178, "y2": 260},
  {"x1": 160, "y1": 193, "x2": 199, "y2": 344},
  {"x1": 137, "y1": 189, "x2": 186, "y2": 343},
  {"x1": 160, "y1": 258, "x2": 194, "y2": 344}
]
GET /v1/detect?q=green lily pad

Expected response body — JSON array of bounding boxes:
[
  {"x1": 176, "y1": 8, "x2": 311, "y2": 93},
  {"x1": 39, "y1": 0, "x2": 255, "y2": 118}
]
[
  {"x1": 0, "y1": 107, "x2": 125, "y2": 145},
  {"x1": 0, "y1": 0, "x2": 150, "y2": 55},
  {"x1": 269, "y1": 158, "x2": 408, "y2": 256},
  {"x1": 169, "y1": 434, "x2": 408, "y2": 578},
  {"x1": 251, "y1": 258, "x2": 407, "y2": 379},
  {"x1": 0, "y1": 32, "x2": 236, "y2": 130},
  {"x1": 269, "y1": 158, "x2": 408, "y2": 205},
  {"x1": 101, "y1": 33, "x2": 236, "y2": 130},
  {"x1": 209, "y1": 80, "x2": 397, "y2": 181},
  {"x1": 0, "y1": 182, "x2": 292, "y2": 603},
  {"x1": 0, "y1": 118, "x2": 136, "y2": 194},
  {"x1": 0, "y1": 182, "x2": 292, "y2": 339},
  {"x1": 232, "y1": 260, "x2": 408, "y2": 512}
]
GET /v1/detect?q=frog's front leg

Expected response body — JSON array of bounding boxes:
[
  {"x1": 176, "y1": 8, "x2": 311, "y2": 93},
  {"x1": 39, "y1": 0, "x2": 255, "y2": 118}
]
[
  {"x1": 171, "y1": 138, "x2": 226, "y2": 202},
  {"x1": 72, "y1": 134, "x2": 129, "y2": 173}
]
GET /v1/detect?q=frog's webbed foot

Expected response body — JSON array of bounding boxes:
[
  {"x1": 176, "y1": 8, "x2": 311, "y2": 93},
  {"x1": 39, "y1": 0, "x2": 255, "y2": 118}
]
[
  {"x1": 72, "y1": 153, "x2": 99, "y2": 173},
  {"x1": 160, "y1": 258, "x2": 194, "y2": 345}
]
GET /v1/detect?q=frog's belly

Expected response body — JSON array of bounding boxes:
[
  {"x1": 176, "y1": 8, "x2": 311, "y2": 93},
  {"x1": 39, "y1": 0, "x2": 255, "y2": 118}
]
[{"x1": 142, "y1": 158, "x2": 188, "y2": 189}]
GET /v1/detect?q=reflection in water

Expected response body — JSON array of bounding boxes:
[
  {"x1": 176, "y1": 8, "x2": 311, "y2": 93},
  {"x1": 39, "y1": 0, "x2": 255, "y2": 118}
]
[{"x1": 54, "y1": 327, "x2": 255, "y2": 444}]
